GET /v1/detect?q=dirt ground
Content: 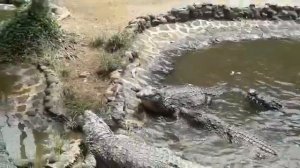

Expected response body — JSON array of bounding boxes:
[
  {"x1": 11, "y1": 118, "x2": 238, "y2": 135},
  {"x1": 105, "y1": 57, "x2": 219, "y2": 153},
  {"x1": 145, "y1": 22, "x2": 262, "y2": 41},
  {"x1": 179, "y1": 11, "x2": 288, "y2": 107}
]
[{"x1": 58, "y1": 0, "x2": 196, "y2": 106}]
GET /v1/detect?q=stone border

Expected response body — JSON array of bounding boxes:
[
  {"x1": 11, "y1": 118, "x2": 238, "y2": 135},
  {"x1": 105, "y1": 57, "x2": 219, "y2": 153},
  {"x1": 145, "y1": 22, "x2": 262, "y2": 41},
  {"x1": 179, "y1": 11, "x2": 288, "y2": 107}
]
[
  {"x1": 37, "y1": 64, "x2": 68, "y2": 122},
  {"x1": 125, "y1": 3, "x2": 300, "y2": 34},
  {"x1": 104, "y1": 3, "x2": 300, "y2": 128}
]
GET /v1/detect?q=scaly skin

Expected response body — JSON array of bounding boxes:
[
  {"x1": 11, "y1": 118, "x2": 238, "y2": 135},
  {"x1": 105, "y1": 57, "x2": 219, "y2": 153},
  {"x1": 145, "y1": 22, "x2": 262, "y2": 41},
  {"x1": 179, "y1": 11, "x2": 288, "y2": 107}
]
[
  {"x1": 247, "y1": 89, "x2": 283, "y2": 111},
  {"x1": 0, "y1": 128, "x2": 16, "y2": 168},
  {"x1": 180, "y1": 110, "x2": 278, "y2": 156},
  {"x1": 83, "y1": 110, "x2": 209, "y2": 168},
  {"x1": 136, "y1": 85, "x2": 278, "y2": 156},
  {"x1": 136, "y1": 85, "x2": 218, "y2": 116}
]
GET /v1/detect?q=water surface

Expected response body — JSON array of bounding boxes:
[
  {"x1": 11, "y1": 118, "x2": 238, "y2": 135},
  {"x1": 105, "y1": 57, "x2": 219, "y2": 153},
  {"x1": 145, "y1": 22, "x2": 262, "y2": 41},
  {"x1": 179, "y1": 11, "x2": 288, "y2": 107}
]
[{"x1": 140, "y1": 40, "x2": 300, "y2": 167}]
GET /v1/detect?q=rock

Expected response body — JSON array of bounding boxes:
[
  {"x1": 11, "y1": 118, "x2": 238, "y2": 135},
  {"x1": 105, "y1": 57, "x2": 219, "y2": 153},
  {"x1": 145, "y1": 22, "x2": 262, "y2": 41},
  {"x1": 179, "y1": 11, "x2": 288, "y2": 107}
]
[
  {"x1": 151, "y1": 19, "x2": 162, "y2": 26},
  {"x1": 157, "y1": 16, "x2": 168, "y2": 24},
  {"x1": 278, "y1": 10, "x2": 298, "y2": 20},
  {"x1": 249, "y1": 4, "x2": 262, "y2": 19},
  {"x1": 187, "y1": 5, "x2": 195, "y2": 12},
  {"x1": 164, "y1": 14, "x2": 176, "y2": 23},
  {"x1": 262, "y1": 5, "x2": 277, "y2": 19},
  {"x1": 137, "y1": 15, "x2": 151, "y2": 22},
  {"x1": 13, "y1": 159, "x2": 34, "y2": 168},
  {"x1": 171, "y1": 7, "x2": 190, "y2": 22},
  {"x1": 148, "y1": 14, "x2": 156, "y2": 21},
  {"x1": 110, "y1": 70, "x2": 122, "y2": 80},
  {"x1": 145, "y1": 21, "x2": 152, "y2": 28},
  {"x1": 79, "y1": 71, "x2": 90, "y2": 78},
  {"x1": 26, "y1": 110, "x2": 36, "y2": 117},
  {"x1": 223, "y1": 6, "x2": 233, "y2": 20}
]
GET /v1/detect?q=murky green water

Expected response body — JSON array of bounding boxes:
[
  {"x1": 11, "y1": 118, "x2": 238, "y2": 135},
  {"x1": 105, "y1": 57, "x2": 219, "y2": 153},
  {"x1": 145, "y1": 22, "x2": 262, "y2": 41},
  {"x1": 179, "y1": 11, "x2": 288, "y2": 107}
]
[
  {"x1": 140, "y1": 40, "x2": 300, "y2": 167},
  {"x1": 0, "y1": 69, "x2": 19, "y2": 104}
]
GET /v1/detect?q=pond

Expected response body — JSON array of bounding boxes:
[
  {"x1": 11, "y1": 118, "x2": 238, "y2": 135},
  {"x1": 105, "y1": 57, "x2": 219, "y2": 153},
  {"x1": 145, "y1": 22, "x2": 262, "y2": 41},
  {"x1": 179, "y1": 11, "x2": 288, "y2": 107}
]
[{"x1": 139, "y1": 40, "x2": 300, "y2": 167}]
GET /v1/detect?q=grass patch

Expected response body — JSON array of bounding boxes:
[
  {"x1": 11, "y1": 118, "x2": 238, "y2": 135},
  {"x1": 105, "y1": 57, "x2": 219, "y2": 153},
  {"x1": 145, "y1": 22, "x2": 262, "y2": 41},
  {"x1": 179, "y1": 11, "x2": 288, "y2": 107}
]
[
  {"x1": 97, "y1": 51, "x2": 125, "y2": 77},
  {"x1": 90, "y1": 35, "x2": 106, "y2": 48},
  {"x1": 0, "y1": 4, "x2": 61, "y2": 63},
  {"x1": 91, "y1": 31, "x2": 133, "y2": 53},
  {"x1": 64, "y1": 87, "x2": 102, "y2": 117}
]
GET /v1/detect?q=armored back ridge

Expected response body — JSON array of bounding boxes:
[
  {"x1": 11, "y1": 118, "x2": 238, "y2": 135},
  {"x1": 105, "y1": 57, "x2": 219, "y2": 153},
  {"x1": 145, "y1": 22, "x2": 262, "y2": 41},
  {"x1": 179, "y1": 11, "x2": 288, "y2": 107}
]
[{"x1": 83, "y1": 110, "x2": 209, "y2": 168}]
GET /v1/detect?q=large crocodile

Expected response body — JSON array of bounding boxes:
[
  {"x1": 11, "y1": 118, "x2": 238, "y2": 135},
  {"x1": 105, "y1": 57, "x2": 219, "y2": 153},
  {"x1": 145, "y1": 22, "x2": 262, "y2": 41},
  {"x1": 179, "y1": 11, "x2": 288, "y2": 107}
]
[
  {"x1": 136, "y1": 85, "x2": 278, "y2": 156},
  {"x1": 82, "y1": 110, "x2": 209, "y2": 168},
  {"x1": 0, "y1": 127, "x2": 17, "y2": 168},
  {"x1": 136, "y1": 85, "x2": 220, "y2": 117}
]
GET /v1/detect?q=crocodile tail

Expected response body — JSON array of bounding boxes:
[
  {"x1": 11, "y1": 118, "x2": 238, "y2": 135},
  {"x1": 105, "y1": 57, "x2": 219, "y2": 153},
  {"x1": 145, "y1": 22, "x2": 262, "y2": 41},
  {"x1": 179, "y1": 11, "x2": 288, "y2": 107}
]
[
  {"x1": 200, "y1": 113, "x2": 278, "y2": 156},
  {"x1": 226, "y1": 126, "x2": 278, "y2": 156}
]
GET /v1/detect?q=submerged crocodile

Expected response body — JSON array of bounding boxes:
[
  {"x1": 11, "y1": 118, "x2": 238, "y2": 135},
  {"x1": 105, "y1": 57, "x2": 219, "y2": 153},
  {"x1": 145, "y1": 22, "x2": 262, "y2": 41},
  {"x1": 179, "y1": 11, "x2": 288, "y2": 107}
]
[
  {"x1": 247, "y1": 89, "x2": 283, "y2": 111},
  {"x1": 82, "y1": 110, "x2": 208, "y2": 168},
  {"x1": 136, "y1": 85, "x2": 278, "y2": 156},
  {"x1": 0, "y1": 128, "x2": 16, "y2": 168}
]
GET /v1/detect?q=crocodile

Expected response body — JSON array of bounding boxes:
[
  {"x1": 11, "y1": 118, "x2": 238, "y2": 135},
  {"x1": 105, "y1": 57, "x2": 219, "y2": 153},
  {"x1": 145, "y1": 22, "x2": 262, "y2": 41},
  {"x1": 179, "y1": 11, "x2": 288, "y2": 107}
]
[
  {"x1": 82, "y1": 110, "x2": 209, "y2": 168},
  {"x1": 136, "y1": 85, "x2": 219, "y2": 117},
  {"x1": 0, "y1": 127, "x2": 17, "y2": 168},
  {"x1": 247, "y1": 89, "x2": 283, "y2": 111},
  {"x1": 136, "y1": 85, "x2": 278, "y2": 156},
  {"x1": 180, "y1": 110, "x2": 278, "y2": 156}
]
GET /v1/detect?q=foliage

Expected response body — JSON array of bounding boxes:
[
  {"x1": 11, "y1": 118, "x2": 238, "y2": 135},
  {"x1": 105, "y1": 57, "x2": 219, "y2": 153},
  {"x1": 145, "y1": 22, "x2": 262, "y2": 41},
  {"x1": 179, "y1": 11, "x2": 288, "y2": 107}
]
[
  {"x1": 64, "y1": 87, "x2": 101, "y2": 117},
  {"x1": 105, "y1": 32, "x2": 132, "y2": 52},
  {"x1": 53, "y1": 134, "x2": 65, "y2": 155},
  {"x1": 0, "y1": 4, "x2": 61, "y2": 63},
  {"x1": 97, "y1": 51, "x2": 125, "y2": 76},
  {"x1": 90, "y1": 35, "x2": 106, "y2": 48},
  {"x1": 91, "y1": 31, "x2": 132, "y2": 52}
]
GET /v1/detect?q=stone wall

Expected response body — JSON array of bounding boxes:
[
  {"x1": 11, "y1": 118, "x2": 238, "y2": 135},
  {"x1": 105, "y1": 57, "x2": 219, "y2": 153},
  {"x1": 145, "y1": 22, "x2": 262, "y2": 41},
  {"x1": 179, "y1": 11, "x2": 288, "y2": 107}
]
[
  {"x1": 37, "y1": 64, "x2": 68, "y2": 122},
  {"x1": 104, "y1": 3, "x2": 300, "y2": 129},
  {"x1": 126, "y1": 3, "x2": 300, "y2": 33}
]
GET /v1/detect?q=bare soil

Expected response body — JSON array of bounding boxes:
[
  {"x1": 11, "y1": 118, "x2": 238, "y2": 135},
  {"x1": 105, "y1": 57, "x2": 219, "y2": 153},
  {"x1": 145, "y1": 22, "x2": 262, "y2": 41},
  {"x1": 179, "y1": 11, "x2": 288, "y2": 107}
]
[{"x1": 58, "y1": 0, "x2": 195, "y2": 106}]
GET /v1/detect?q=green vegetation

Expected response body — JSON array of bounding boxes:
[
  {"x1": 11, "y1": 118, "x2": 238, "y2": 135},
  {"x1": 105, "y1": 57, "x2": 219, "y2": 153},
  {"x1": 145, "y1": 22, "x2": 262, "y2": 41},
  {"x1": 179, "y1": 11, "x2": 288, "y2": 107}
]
[
  {"x1": 53, "y1": 134, "x2": 65, "y2": 155},
  {"x1": 90, "y1": 32, "x2": 133, "y2": 76},
  {"x1": 97, "y1": 51, "x2": 126, "y2": 76},
  {"x1": 64, "y1": 87, "x2": 102, "y2": 117},
  {"x1": 105, "y1": 32, "x2": 132, "y2": 52},
  {"x1": 0, "y1": 2, "x2": 61, "y2": 63},
  {"x1": 90, "y1": 35, "x2": 106, "y2": 48},
  {"x1": 91, "y1": 31, "x2": 132, "y2": 52}
]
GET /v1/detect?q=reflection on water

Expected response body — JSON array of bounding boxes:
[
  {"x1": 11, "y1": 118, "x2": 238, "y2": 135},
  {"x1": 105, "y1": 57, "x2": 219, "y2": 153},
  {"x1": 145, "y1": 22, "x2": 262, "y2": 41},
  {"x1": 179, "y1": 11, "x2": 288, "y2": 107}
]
[
  {"x1": 2, "y1": 122, "x2": 82, "y2": 168},
  {"x1": 138, "y1": 40, "x2": 300, "y2": 167},
  {"x1": 0, "y1": 70, "x2": 19, "y2": 106},
  {"x1": 166, "y1": 39, "x2": 300, "y2": 88}
]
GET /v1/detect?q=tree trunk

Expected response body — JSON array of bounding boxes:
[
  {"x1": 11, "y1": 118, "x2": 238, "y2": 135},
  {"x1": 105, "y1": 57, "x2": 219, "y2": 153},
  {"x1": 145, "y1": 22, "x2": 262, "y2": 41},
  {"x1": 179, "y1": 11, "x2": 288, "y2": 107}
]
[{"x1": 30, "y1": 0, "x2": 50, "y2": 15}]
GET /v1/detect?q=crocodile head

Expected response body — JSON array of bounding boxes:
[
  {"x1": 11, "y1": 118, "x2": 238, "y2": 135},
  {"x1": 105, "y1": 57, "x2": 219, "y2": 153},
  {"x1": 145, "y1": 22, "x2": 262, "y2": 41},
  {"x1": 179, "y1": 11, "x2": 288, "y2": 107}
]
[
  {"x1": 136, "y1": 86, "x2": 161, "y2": 102},
  {"x1": 83, "y1": 110, "x2": 113, "y2": 136},
  {"x1": 136, "y1": 86, "x2": 175, "y2": 116}
]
